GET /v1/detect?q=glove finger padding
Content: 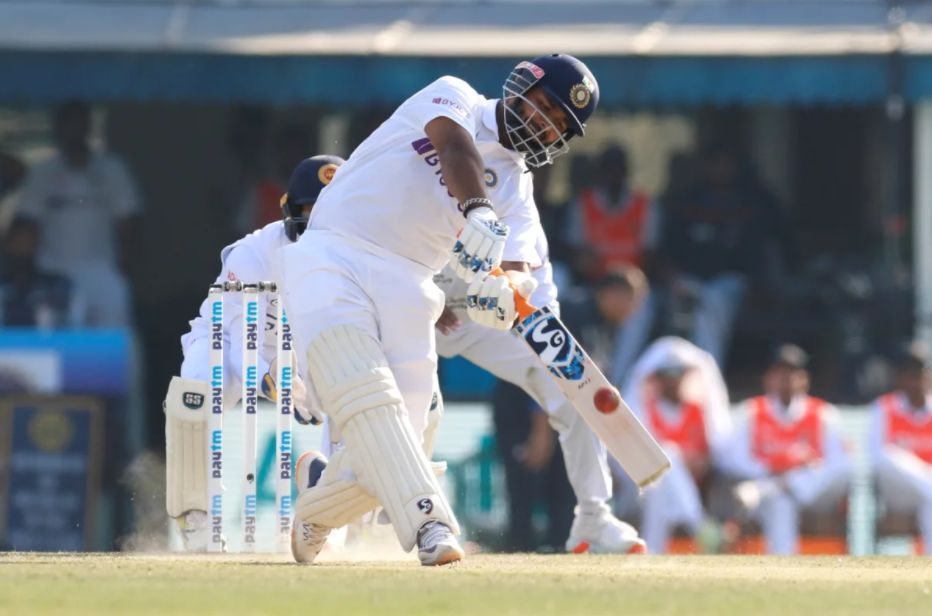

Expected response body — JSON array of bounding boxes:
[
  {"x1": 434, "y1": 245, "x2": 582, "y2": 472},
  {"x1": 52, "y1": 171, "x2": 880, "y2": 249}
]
[
  {"x1": 467, "y1": 274, "x2": 515, "y2": 330},
  {"x1": 506, "y1": 270, "x2": 539, "y2": 303},
  {"x1": 293, "y1": 376, "x2": 324, "y2": 426}
]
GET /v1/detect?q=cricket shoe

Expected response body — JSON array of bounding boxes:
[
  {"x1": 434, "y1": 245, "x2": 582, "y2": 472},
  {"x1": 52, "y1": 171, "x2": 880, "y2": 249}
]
[
  {"x1": 566, "y1": 505, "x2": 647, "y2": 554},
  {"x1": 417, "y1": 521, "x2": 465, "y2": 566},
  {"x1": 291, "y1": 451, "x2": 332, "y2": 564},
  {"x1": 176, "y1": 510, "x2": 226, "y2": 553}
]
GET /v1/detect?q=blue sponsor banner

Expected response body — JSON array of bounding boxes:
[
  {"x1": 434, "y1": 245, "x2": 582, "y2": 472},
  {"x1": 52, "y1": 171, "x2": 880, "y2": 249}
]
[
  {"x1": 0, "y1": 329, "x2": 129, "y2": 395},
  {"x1": 0, "y1": 396, "x2": 104, "y2": 551}
]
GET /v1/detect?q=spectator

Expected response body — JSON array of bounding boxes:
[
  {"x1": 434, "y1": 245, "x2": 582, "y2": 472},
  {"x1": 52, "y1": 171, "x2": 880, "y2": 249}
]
[
  {"x1": 720, "y1": 345, "x2": 851, "y2": 554},
  {"x1": 234, "y1": 122, "x2": 312, "y2": 235},
  {"x1": 564, "y1": 144, "x2": 660, "y2": 281},
  {"x1": 564, "y1": 144, "x2": 660, "y2": 378},
  {"x1": 0, "y1": 217, "x2": 81, "y2": 328},
  {"x1": 869, "y1": 341, "x2": 932, "y2": 554},
  {"x1": 623, "y1": 336, "x2": 731, "y2": 553},
  {"x1": 657, "y1": 144, "x2": 783, "y2": 368},
  {"x1": 15, "y1": 101, "x2": 140, "y2": 327}
]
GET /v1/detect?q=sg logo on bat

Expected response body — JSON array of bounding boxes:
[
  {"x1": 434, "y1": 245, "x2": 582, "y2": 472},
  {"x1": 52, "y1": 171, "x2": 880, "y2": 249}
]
[{"x1": 515, "y1": 307, "x2": 586, "y2": 381}]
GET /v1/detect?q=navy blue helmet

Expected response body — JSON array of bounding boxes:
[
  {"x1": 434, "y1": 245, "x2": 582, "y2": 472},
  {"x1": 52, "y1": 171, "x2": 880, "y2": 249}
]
[
  {"x1": 280, "y1": 155, "x2": 344, "y2": 240},
  {"x1": 503, "y1": 54, "x2": 600, "y2": 167}
]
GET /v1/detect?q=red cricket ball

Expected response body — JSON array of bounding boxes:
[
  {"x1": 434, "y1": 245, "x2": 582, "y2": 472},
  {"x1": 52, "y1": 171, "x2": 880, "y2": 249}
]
[{"x1": 594, "y1": 387, "x2": 620, "y2": 414}]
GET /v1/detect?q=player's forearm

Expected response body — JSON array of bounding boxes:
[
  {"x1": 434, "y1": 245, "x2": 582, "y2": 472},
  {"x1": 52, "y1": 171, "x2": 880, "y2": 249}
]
[{"x1": 436, "y1": 141, "x2": 489, "y2": 207}]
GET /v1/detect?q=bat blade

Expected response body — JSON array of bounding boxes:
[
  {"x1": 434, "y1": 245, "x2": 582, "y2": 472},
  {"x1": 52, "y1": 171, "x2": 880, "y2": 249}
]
[{"x1": 514, "y1": 306, "x2": 671, "y2": 488}]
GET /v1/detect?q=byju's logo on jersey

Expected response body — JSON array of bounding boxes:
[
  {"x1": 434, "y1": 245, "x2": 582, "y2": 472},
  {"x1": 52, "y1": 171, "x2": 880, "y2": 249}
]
[
  {"x1": 518, "y1": 309, "x2": 585, "y2": 381},
  {"x1": 411, "y1": 137, "x2": 454, "y2": 199}
]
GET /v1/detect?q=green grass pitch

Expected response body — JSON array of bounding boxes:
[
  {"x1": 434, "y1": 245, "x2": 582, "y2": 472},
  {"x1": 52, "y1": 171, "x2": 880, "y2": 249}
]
[{"x1": 2, "y1": 553, "x2": 930, "y2": 615}]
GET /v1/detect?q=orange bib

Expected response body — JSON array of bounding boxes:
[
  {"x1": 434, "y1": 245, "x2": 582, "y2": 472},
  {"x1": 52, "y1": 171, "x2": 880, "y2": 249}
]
[
  {"x1": 580, "y1": 188, "x2": 650, "y2": 271},
  {"x1": 881, "y1": 393, "x2": 932, "y2": 464},
  {"x1": 750, "y1": 396, "x2": 824, "y2": 473},
  {"x1": 647, "y1": 397, "x2": 709, "y2": 461}
]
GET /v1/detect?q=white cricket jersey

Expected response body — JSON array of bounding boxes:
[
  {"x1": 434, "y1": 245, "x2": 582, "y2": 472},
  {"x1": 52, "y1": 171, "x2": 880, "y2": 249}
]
[
  {"x1": 306, "y1": 76, "x2": 540, "y2": 272},
  {"x1": 182, "y1": 221, "x2": 289, "y2": 381},
  {"x1": 15, "y1": 150, "x2": 141, "y2": 268}
]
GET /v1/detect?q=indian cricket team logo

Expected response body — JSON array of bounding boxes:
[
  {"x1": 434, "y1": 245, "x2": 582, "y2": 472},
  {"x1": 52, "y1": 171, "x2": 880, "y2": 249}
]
[
  {"x1": 519, "y1": 309, "x2": 585, "y2": 381},
  {"x1": 318, "y1": 164, "x2": 339, "y2": 185},
  {"x1": 570, "y1": 83, "x2": 591, "y2": 109},
  {"x1": 483, "y1": 168, "x2": 498, "y2": 188}
]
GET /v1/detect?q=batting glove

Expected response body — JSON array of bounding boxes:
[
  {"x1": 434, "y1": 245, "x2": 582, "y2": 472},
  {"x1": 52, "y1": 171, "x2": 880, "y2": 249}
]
[
  {"x1": 451, "y1": 208, "x2": 509, "y2": 283},
  {"x1": 466, "y1": 271, "x2": 537, "y2": 331}
]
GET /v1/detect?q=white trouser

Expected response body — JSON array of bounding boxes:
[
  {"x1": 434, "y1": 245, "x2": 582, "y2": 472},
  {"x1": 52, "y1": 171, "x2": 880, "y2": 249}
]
[
  {"x1": 437, "y1": 316, "x2": 611, "y2": 508},
  {"x1": 639, "y1": 447, "x2": 703, "y2": 553},
  {"x1": 875, "y1": 451, "x2": 932, "y2": 554},
  {"x1": 755, "y1": 464, "x2": 850, "y2": 555},
  {"x1": 281, "y1": 231, "x2": 444, "y2": 457}
]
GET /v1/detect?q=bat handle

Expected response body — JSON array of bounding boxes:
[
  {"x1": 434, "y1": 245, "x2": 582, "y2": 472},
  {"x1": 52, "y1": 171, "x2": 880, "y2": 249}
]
[{"x1": 490, "y1": 267, "x2": 537, "y2": 320}]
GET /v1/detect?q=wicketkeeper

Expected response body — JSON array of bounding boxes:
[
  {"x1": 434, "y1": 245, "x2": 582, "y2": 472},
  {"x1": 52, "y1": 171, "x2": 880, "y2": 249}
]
[{"x1": 163, "y1": 155, "x2": 343, "y2": 551}]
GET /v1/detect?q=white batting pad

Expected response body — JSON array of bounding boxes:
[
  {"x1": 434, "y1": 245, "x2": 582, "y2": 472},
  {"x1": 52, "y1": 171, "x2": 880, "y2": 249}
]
[
  {"x1": 307, "y1": 325, "x2": 459, "y2": 550},
  {"x1": 164, "y1": 376, "x2": 210, "y2": 518}
]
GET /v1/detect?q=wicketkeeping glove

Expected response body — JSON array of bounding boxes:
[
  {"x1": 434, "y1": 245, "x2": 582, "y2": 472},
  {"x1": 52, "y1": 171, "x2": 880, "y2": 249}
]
[{"x1": 261, "y1": 355, "x2": 323, "y2": 426}]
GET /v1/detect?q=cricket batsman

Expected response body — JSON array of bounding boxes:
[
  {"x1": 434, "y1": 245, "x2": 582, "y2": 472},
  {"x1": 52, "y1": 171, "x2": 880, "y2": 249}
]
[
  {"x1": 282, "y1": 54, "x2": 601, "y2": 566},
  {"x1": 163, "y1": 155, "x2": 343, "y2": 551}
]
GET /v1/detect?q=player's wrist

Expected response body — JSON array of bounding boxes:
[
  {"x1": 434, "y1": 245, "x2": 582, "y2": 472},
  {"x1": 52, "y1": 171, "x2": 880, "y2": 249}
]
[{"x1": 461, "y1": 197, "x2": 494, "y2": 219}]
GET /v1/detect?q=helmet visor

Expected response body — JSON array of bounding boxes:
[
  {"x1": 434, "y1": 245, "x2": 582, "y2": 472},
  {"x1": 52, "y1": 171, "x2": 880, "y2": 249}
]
[{"x1": 503, "y1": 76, "x2": 571, "y2": 168}]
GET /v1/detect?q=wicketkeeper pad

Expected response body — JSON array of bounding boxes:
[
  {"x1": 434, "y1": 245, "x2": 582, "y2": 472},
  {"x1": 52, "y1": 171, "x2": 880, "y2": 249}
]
[
  {"x1": 164, "y1": 376, "x2": 210, "y2": 518},
  {"x1": 306, "y1": 325, "x2": 459, "y2": 551}
]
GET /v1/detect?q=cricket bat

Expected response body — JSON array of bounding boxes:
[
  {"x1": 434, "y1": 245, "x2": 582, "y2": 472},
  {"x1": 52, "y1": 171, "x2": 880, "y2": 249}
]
[{"x1": 494, "y1": 268, "x2": 671, "y2": 489}]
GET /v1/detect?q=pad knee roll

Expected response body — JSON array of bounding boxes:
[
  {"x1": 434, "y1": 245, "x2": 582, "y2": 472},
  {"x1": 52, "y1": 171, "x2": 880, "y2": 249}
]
[
  {"x1": 164, "y1": 376, "x2": 210, "y2": 518},
  {"x1": 306, "y1": 325, "x2": 459, "y2": 550}
]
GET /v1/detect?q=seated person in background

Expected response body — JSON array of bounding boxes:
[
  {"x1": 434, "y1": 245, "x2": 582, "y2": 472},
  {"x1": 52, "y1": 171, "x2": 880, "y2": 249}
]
[
  {"x1": 869, "y1": 342, "x2": 932, "y2": 554},
  {"x1": 656, "y1": 145, "x2": 781, "y2": 369},
  {"x1": 0, "y1": 217, "x2": 81, "y2": 328},
  {"x1": 563, "y1": 146, "x2": 659, "y2": 378},
  {"x1": 623, "y1": 336, "x2": 731, "y2": 553},
  {"x1": 720, "y1": 344, "x2": 851, "y2": 554},
  {"x1": 15, "y1": 101, "x2": 141, "y2": 328}
]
